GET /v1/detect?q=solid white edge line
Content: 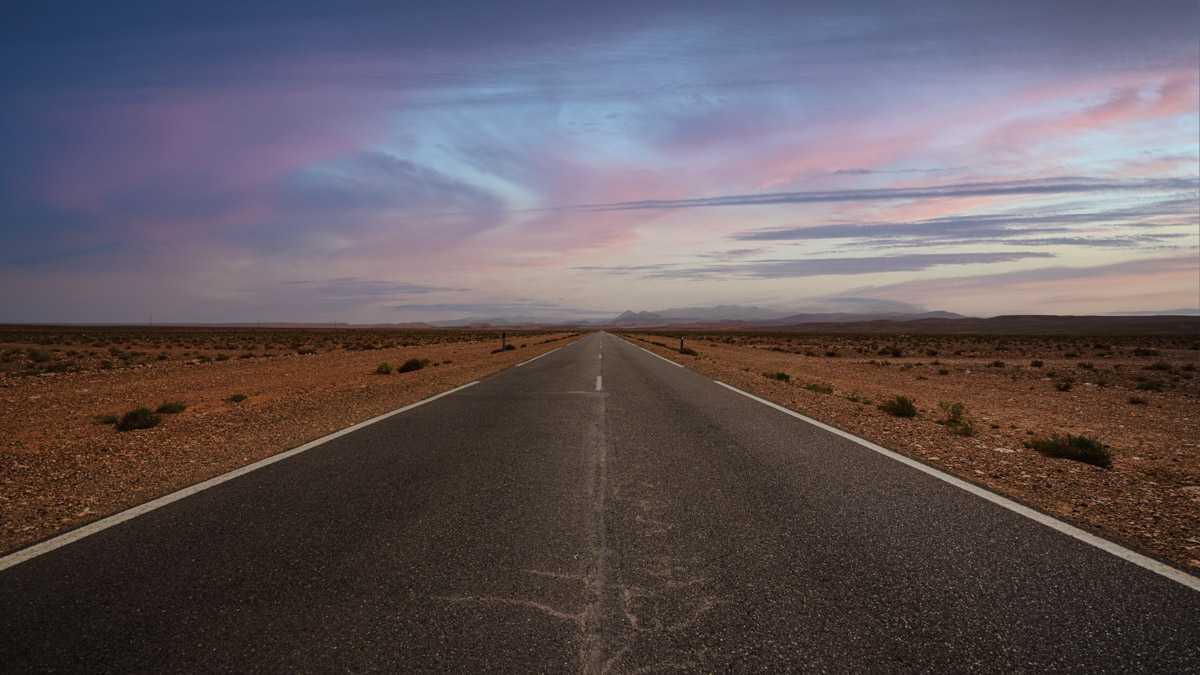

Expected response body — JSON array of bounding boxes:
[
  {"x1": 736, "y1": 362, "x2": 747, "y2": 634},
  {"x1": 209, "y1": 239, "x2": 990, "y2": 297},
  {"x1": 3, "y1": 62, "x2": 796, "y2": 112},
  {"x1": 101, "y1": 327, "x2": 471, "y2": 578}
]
[
  {"x1": 712, "y1": 380, "x2": 1200, "y2": 592},
  {"x1": 608, "y1": 333, "x2": 685, "y2": 367},
  {"x1": 629, "y1": 342, "x2": 685, "y2": 367},
  {"x1": 0, "y1": 380, "x2": 480, "y2": 573},
  {"x1": 516, "y1": 346, "x2": 561, "y2": 367}
]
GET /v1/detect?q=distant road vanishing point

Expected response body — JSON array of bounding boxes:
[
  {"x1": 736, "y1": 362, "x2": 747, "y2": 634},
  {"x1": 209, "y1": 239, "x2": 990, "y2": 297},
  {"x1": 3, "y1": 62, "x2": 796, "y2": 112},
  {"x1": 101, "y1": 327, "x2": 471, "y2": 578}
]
[{"x1": 2, "y1": 332, "x2": 1198, "y2": 672}]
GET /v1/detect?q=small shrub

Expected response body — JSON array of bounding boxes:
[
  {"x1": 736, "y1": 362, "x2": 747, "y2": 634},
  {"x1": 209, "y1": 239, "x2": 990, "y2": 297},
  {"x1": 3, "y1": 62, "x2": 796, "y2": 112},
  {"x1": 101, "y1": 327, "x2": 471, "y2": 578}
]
[
  {"x1": 1136, "y1": 380, "x2": 1165, "y2": 391},
  {"x1": 766, "y1": 371, "x2": 790, "y2": 382},
  {"x1": 116, "y1": 407, "x2": 161, "y2": 432},
  {"x1": 376, "y1": 362, "x2": 393, "y2": 374},
  {"x1": 880, "y1": 395, "x2": 917, "y2": 418},
  {"x1": 804, "y1": 382, "x2": 833, "y2": 394},
  {"x1": 1077, "y1": 362, "x2": 1094, "y2": 370},
  {"x1": 1144, "y1": 361, "x2": 1172, "y2": 372},
  {"x1": 988, "y1": 360, "x2": 1005, "y2": 368},
  {"x1": 155, "y1": 401, "x2": 187, "y2": 414},
  {"x1": 398, "y1": 358, "x2": 430, "y2": 373},
  {"x1": 226, "y1": 393, "x2": 248, "y2": 403},
  {"x1": 28, "y1": 349, "x2": 51, "y2": 363},
  {"x1": 1127, "y1": 396, "x2": 1148, "y2": 405},
  {"x1": 824, "y1": 350, "x2": 839, "y2": 357},
  {"x1": 93, "y1": 414, "x2": 118, "y2": 425},
  {"x1": 1055, "y1": 379, "x2": 1073, "y2": 392},
  {"x1": 937, "y1": 368, "x2": 950, "y2": 376},
  {"x1": 938, "y1": 401, "x2": 975, "y2": 436},
  {"x1": 1025, "y1": 434, "x2": 1112, "y2": 468},
  {"x1": 1133, "y1": 348, "x2": 1159, "y2": 357},
  {"x1": 1030, "y1": 359, "x2": 1043, "y2": 368}
]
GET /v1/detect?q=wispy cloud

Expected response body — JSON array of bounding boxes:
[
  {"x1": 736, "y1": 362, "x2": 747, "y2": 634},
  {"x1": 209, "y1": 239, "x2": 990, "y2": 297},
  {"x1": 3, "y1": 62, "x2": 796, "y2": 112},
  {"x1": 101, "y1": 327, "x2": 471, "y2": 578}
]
[
  {"x1": 577, "y1": 251, "x2": 1054, "y2": 279},
  {"x1": 845, "y1": 255, "x2": 1200, "y2": 315},
  {"x1": 282, "y1": 278, "x2": 466, "y2": 299},
  {"x1": 732, "y1": 197, "x2": 1199, "y2": 249},
  {"x1": 558, "y1": 177, "x2": 1197, "y2": 214}
]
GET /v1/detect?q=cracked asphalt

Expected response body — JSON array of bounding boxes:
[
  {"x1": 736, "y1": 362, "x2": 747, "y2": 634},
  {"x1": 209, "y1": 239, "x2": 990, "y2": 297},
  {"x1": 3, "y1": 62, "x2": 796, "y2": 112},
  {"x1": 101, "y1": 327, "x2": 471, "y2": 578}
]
[{"x1": 1, "y1": 332, "x2": 1198, "y2": 673}]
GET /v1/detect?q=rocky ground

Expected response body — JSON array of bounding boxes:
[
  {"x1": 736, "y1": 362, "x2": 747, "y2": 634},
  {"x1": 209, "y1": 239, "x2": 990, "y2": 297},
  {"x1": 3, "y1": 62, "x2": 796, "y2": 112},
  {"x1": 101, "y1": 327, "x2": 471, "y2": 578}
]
[
  {"x1": 623, "y1": 331, "x2": 1200, "y2": 573},
  {"x1": 0, "y1": 332, "x2": 574, "y2": 554}
]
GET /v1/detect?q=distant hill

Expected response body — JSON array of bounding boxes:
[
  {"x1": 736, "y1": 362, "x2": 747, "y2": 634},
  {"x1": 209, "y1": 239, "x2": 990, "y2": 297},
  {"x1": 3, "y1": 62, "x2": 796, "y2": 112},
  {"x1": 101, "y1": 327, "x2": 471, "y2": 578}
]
[
  {"x1": 761, "y1": 310, "x2": 964, "y2": 326},
  {"x1": 608, "y1": 306, "x2": 963, "y2": 327},
  {"x1": 604, "y1": 307, "x2": 1200, "y2": 335}
]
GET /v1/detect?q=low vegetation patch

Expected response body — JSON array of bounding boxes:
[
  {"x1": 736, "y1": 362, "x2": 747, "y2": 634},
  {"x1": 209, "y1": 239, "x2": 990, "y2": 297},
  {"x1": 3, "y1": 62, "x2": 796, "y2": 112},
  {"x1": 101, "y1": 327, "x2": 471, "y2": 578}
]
[
  {"x1": 116, "y1": 407, "x2": 161, "y2": 432},
  {"x1": 1025, "y1": 434, "x2": 1112, "y2": 468},
  {"x1": 804, "y1": 382, "x2": 833, "y2": 394},
  {"x1": 155, "y1": 401, "x2": 187, "y2": 414},
  {"x1": 93, "y1": 414, "x2": 118, "y2": 425},
  {"x1": 879, "y1": 395, "x2": 918, "y2": 418},
  {"x1": 398, "y1": 357, "x2": 430, "y2": 373},
  {"x1": 226, "y1": 393, "x2": 248, "y2": 403},
  {"x1": 1127, "y1": 396, "x2": 1148, "y2": 405},
  {"x1": 937, "y1": 401, "x2": 975, "y2": 436},
  {"x1": 375, "y1": 362, "x2": 393, "y2": 374},
  {"x1": 765, "y1": 371, "x2": 790, "y2": 382},
  {"x1": 1136, "y1": 380, "x2": 1165, "y2": 392}
]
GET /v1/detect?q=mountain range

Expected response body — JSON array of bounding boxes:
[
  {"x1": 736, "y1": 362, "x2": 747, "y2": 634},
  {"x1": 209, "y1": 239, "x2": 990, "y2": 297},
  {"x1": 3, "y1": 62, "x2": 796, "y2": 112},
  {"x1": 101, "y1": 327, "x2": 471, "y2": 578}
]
[{"x1": 609, "y1": 306, "x2": 964, "y2": 327}]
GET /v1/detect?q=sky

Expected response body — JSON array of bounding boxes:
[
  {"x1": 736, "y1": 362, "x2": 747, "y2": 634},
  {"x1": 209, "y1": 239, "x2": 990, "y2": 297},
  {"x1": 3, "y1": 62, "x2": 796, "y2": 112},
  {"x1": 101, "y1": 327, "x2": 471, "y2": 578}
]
[{"x1": 2, "y1": 1, "x2": 1198, "y2": 323}]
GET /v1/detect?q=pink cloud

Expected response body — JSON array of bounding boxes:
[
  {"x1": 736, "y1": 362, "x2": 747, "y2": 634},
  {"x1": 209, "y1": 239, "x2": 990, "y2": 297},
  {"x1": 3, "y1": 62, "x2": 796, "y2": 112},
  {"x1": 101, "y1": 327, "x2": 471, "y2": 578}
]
[{"x1": 984, "y1": 74, "x2": 1199, "y2": 153}]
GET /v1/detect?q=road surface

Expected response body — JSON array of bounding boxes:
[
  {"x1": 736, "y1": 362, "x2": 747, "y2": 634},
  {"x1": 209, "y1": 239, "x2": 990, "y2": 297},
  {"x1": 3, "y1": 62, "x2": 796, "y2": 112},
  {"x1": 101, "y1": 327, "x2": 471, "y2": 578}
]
[{"x1": 2, "y1": 332, "x2": 1198, "y2": 672}]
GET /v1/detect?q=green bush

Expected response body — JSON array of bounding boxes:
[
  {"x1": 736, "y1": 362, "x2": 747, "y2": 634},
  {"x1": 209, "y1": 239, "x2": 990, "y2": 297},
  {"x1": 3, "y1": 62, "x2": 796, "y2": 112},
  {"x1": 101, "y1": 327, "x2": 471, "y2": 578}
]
[
  {"x1": 1055, "y1": 379, "x2": 1073, "y2": 392},
  {"x1": 880, "y1": 395, "x2": 917, "y2": 418},
  {"x1": 766, "y1": 371, "x2": 790, "y2": 382},
  {"x1": 1127, "y1": 396, "x2": 1148, "y2": 405},
  {"x1": 398, "y1": 358, "x2": 430, "y2": 373},
  {"x1": 1025, "y1": 435, "x2": 1112, "y2": 468},
  {"x1": 938, "y1": 401, "x2": 974, "y2": 436},
  {"x1": 155, "y1": 401, "x2": 187, "y2": 414},
  {"x1": 376, "y1": 362, "x2": 393, "y2": 374},
  {"x1": 1136, "y1": 380, "x2": 1165, "y2": 392},
  {"x1": 226, "y1": 393, "x2": 248, "y2": 403},
  {"x1": 804, "y1": 383, "x2": 833, "y2": 394},
  {"x1": 117, "y1": 407, "x2": 161, "y2": 431}
]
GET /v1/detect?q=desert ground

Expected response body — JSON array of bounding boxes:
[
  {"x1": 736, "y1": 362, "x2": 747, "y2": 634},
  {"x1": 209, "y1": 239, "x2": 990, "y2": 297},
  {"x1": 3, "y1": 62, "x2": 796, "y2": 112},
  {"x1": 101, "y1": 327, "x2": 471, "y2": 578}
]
[
  {"x1": 622, "y1": 331, "x2": 1200, "y2": 572},
  {"x1": 0, "y1": 326, "x2": 576, "y2": 554}
]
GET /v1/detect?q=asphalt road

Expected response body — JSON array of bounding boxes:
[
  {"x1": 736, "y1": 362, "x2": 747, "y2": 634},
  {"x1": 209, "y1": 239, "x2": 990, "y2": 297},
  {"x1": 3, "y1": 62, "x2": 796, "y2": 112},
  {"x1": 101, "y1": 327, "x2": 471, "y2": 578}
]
[{"x1": 2, "y1": 332, "x2": 1198, "y2": 673}]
